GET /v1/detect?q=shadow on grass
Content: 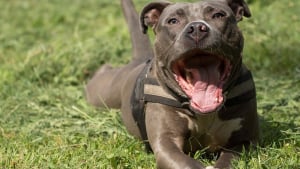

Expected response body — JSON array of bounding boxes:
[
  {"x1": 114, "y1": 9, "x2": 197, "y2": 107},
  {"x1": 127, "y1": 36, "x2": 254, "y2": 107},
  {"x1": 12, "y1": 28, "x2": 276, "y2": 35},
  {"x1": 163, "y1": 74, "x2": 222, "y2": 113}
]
[{"x1": 259, "y1": 116, "x2": 299, "y2": 147}]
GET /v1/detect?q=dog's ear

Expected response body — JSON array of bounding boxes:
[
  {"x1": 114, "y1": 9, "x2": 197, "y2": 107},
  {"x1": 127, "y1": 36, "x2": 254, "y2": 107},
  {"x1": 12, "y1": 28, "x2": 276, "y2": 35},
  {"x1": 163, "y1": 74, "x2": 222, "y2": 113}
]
[
  {"x1": 140, "y1": 1, "x2": 171, "y2": 34},
  {"x1": 225, "y1": 0, "x2": 251, "y2": 21}
]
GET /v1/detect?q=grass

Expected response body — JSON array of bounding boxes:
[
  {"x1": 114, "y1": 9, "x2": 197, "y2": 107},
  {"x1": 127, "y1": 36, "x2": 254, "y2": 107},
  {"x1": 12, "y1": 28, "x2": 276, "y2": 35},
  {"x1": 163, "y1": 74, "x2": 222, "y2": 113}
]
[{"x1": 0, "y1": 0, "x2": 299, "y2": 168}]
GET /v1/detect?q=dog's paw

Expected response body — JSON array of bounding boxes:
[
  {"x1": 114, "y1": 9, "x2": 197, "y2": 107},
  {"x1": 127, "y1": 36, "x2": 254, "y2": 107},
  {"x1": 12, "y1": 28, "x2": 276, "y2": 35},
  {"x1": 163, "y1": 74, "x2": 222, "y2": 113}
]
[{"x1": 205, "y1": 166, "x2": 219, "y2": 169}]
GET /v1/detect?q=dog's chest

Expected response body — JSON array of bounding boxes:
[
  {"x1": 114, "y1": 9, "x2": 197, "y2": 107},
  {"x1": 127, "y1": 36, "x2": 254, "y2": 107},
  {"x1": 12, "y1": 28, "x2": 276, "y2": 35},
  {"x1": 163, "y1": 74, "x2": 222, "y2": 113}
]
[{"x1": 178, "y1": 112, "x2": 242, "y2": 151}]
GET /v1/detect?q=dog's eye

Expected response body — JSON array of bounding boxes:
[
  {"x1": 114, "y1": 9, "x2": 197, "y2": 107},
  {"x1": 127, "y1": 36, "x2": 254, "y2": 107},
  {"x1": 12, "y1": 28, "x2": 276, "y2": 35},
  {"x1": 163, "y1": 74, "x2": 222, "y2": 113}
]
[
  {"x1": 167, "y1": 18, "x2": 179, "y2": 25},
  {"x1": 212, "y1": 12, "x2": 226, "y2": 19}
]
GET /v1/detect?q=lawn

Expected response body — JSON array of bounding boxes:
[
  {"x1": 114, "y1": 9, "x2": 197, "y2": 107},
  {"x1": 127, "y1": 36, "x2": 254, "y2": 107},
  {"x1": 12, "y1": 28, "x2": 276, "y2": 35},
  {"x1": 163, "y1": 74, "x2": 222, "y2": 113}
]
[{"x1": 0, "y1": 0, "x2": 299, "y2": 168}]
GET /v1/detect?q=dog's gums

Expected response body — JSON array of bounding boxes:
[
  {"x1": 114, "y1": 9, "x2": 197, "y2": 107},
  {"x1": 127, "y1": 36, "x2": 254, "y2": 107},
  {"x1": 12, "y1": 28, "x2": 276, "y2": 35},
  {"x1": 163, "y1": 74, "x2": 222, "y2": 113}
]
[{"x1": 172, "y1": 51, "x2": 232, "y2": 113}]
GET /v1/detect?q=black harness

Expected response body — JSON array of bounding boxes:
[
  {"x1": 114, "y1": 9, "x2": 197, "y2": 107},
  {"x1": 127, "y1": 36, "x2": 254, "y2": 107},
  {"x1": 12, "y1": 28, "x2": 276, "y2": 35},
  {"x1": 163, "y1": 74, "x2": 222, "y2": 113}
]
[{"x1": 130, "y1": 60, "x2": 256, "y2": 152}]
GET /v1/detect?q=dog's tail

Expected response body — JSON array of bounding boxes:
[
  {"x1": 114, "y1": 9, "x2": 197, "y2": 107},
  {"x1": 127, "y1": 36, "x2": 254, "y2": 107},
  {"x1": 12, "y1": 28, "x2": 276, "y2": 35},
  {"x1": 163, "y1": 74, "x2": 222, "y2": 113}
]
[{"x1": 121, "y1": 0, "x2": 153, "y2": 62}]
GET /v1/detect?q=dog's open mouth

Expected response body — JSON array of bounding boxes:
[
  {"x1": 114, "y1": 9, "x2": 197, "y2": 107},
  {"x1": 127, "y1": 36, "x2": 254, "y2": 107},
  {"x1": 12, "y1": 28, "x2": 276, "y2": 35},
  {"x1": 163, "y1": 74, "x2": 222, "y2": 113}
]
[{"x1": 172, "y1": 50, "x2": 232, "y2": 114}]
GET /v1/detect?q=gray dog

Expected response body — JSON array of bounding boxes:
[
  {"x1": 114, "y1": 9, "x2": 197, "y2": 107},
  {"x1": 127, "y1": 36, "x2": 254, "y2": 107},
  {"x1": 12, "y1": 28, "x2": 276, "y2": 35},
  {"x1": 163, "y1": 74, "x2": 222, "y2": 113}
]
[{"x1": 86, "y1": 0, "x2": 259, "y2": 168}]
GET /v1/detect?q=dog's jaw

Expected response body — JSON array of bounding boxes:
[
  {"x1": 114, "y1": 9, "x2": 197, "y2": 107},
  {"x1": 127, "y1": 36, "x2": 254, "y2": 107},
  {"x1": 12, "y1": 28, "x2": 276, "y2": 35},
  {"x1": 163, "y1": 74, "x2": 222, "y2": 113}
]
[{"x1": 171, "y1": 50, "x2": 232, "y2": 114}]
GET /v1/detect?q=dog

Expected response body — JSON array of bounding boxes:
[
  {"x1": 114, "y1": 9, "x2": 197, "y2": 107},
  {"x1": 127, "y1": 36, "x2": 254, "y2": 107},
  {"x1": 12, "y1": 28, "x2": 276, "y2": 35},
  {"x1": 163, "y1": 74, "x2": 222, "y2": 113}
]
[{"x1": 85, "y1": 0, "x2": 259, "y2": 168}]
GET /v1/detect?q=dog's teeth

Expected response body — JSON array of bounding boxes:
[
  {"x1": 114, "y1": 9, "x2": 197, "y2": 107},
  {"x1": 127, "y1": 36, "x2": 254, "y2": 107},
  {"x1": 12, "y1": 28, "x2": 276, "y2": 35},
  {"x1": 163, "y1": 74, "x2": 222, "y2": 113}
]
[{"x1": 185, "y1": 69, "x2": 193, "y2": 83}]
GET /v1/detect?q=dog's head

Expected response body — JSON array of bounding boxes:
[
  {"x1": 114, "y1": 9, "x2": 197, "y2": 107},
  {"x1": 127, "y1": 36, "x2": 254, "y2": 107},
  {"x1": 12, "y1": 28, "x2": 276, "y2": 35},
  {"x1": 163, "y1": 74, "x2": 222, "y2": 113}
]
[{"x1": 141, "y1": 0, "x2": 251, "y2": 114}]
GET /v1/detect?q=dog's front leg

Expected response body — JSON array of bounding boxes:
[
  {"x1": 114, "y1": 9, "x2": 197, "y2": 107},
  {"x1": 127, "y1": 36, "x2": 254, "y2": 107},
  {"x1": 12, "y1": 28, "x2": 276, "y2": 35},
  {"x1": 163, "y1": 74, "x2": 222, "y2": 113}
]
[
  {"x1": 214, "y1": 143, "x2": 251, "y2": 169},
  {"x1": 145, "y1": 103, "x2": 205, "y2": 169},
  {"x1": 154, "y1": 141, "x2": 205, "y2": 169},
  {"x1": 214, "y1": 151, "x2": 236, "y2": 169}
]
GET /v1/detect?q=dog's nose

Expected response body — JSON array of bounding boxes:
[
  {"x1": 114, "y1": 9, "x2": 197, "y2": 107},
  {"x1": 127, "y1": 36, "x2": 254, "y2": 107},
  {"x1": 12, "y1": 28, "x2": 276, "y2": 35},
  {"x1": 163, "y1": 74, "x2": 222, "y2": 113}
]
[{"x1": 185, "y1": 22, "x2": 209, "y2": 42}]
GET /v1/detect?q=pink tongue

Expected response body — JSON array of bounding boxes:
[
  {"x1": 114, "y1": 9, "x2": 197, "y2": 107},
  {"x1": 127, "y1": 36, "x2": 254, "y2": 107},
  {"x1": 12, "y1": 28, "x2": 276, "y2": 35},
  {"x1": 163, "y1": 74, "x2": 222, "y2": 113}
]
[{"x1": 189, "y1": 63, "x2": 223, "y2": 113}]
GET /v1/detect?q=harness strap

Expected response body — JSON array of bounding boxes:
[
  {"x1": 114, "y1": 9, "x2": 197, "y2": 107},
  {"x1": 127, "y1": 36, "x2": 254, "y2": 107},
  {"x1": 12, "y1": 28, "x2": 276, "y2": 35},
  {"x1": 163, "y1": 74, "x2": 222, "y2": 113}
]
[
  {"x1": 144, "y1": 94, "x2": 184, "y2": 108},
  {"x1": 130, "y1": 61, "x2": 152, "y2": 152},
  {"x1": 226, "y1": 89, "x2": 256, "y2": 107},
  {"x1": 225, "y1": 69, "x2": 256, "y2": 107},
  {"x1": 144, "y1": 77, "x2": 185, "y2": 108}
]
